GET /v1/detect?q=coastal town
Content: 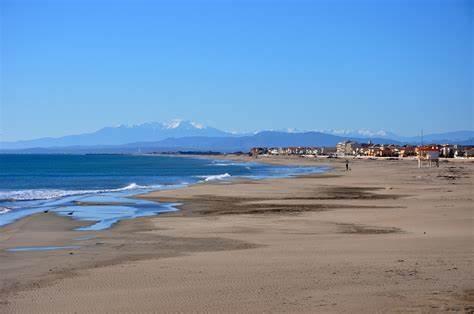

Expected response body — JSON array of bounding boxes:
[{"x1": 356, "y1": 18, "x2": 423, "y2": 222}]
[{"x1": 250, "y1": 140, "x2": 474, "y2": 159}]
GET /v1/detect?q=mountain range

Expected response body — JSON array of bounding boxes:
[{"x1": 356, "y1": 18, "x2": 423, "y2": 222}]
[
  {"x1": 0, "y1": 120, "x2": 230, "y2": 150},
  {"x1": 321, "y1": 129, "x2": 474, "y2": 144},
  {"x1": 1, "y1": 120, "x2": 473, "y2": 153}
]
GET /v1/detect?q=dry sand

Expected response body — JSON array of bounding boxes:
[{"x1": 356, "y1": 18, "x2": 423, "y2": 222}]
[{"x1": 0, "y1": 156, "x2": 473, "y2": 313}]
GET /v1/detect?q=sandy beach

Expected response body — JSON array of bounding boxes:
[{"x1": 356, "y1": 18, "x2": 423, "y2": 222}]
[{"x1": 0, "y1": 156, "x2": 473, "y2": 313}]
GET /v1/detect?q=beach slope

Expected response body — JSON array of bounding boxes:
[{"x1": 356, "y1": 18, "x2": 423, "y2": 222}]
[{"x1": 1, "y1": 157, "x2": 473, "y2": 313}]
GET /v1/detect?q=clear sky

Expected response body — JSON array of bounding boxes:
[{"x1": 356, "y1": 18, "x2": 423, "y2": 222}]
[{"x1": 0, "y1": 0, "x2": 472, "y2": 141}]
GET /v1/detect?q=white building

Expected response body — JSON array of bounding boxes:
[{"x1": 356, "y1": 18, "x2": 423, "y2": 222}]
[{"x1": 336, "y1": 141, "x2": 359, "y2": 156}]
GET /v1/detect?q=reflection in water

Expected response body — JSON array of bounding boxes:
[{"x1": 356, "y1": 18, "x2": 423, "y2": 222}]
[{"x1": 6, "y1": 245, "x2": 81, "y2": 252}]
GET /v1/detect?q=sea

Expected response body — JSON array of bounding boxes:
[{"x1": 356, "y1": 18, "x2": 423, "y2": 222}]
[{"x1": 0, "y1": 154, "x2": 327, "y2": 231}]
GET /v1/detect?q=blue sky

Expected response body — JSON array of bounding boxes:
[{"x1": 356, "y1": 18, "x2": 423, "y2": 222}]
[{"x1": 0, "y1": 0, "x2": 472, "y2": 141}]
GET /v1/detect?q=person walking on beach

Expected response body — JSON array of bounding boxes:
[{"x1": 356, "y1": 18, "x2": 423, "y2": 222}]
[{"x1": 345, "y1": 159, "x2": 349, "y2": 171}]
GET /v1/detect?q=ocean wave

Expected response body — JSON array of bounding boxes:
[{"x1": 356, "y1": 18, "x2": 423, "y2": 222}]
[
  {"x1": 0, "y1": 207, "x2": 10, "y2": 214},
  {"x1": 211, "y1": 161, "x2": 253, "y2": 167},
  {"x1": 0, "y1": 183, "x2": 161, "y2": 202},
  {"x1": 200, "y1": 173, "x2": 231, "y2": 182},
  {"x1": 211, "y1": 162, "x2": 233, "y2": 166}
]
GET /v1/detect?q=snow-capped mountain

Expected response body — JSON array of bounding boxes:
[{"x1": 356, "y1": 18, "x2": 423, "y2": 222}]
[
  {"x1": 0, "y1": 119, "x2": 231, "y2": 149},
  {"x1": 251, "y1": 128, "x2": 400, "y2": 139},
  {"x1": 1, "y1": 121, "x2": 472, "y2": 151},
  {"x1": 317, "y1": 129, "x2": 400, "y2": 139}
]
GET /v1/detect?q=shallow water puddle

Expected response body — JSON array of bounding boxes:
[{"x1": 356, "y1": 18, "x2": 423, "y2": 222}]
[
  {"x1": 73, "y1": 235, "x2": 96, "y2": 241},
  {"x1": 6, "y1": 245, "x2": 81, "y2": 252}
]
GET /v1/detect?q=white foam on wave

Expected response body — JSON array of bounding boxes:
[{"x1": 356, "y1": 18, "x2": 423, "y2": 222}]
[
  {"x1": 0, "y1": 182, "x2": 162, "y2": 202},
  {"x1": 211, "y1": 161, "x2": 253, "y2": 167},
  {"x1": 200, "y1": 173, "x2": 232, "y2": 182},
  {"x1": 0, "y1": 207, "x2": 10, "y2": 214}
]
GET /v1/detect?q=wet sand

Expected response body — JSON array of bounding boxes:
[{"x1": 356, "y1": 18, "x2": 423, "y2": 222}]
[{"x1": 1, "y1": 156, "x2": 473, "y2": 313}]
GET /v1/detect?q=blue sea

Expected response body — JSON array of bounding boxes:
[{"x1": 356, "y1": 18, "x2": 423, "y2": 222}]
[{"x1": 0, "y1": 154, "x2": 326, "y2": 231}]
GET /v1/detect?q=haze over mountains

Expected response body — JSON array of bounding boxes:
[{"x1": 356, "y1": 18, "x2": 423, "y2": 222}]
[
  {"x1": 1, "y1": 120, "x2": 473, "y2": 153},
  {"x1": 0, "y1": 120, "x2": 230, "y2": 149},
  {"x1": 322, "y1": 129, "x2": 474, "y2": 145}
]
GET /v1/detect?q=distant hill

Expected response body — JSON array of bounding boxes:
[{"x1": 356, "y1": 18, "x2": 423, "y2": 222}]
[
  {"x1": 319, "y1": 129, "x2": 474, "y2": 144},
  {"x1": 148, "y1": 131, "x2": 401, "y2": 152},
  {"x1": 0, "y1": 120, "x2": 472, "y2": 153},
  {"x1": 398, "y1": 131, "x2": 474, "y2": 145},
  {"x1": 0, "y1": 120, "x2": 231, "y2": 150},
  {"x1": 0, "y1": 131, "x2": 401, "y2": 154}
]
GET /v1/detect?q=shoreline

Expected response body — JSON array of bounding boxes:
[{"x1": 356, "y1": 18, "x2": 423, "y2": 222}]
[
  {"x1": 1, "y1": 156, "x2": 473, "y2": 312},
  {"x1": 135, "y1": 156, "x2": 340, "y2": 217},
  {"x1": 0, "y1": 155, "x2": 330, "y2": 230}
]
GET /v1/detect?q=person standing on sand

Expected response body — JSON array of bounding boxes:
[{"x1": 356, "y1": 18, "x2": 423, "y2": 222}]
[{"x1": 346, "y1": 159, "x2": 349, "y2": 171}]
